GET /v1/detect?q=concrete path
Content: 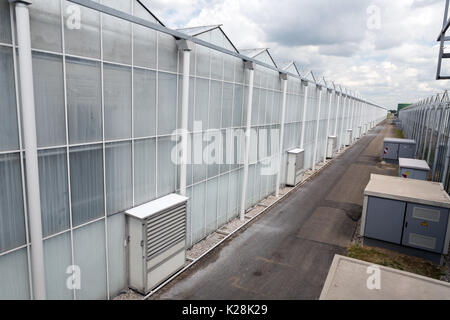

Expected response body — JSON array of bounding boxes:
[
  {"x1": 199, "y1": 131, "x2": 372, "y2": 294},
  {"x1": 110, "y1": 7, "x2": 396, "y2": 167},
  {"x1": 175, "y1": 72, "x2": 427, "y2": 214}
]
[{"x1": 153, "y1": 122, "x2": 398, "y2": 300}]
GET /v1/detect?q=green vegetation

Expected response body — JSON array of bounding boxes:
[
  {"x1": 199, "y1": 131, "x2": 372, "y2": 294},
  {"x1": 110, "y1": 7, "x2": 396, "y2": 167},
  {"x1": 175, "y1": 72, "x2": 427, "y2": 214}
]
[
  {"x1": 347, "y1": 245, "x2": 446, "y2": 280},
  {"x1": 395, "y1": 129, "x2": 405, "y2": 139}
]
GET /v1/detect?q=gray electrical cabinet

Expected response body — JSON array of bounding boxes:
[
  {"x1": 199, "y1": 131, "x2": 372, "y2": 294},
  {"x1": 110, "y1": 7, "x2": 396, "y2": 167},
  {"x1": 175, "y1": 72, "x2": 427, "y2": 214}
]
[
  {"x1": 398, "y1": 158, "x2": 430, "y2": 181},
  {"x1": 286, "y1": 148, "x2": 305, "y2": 187},
  {"x1": 382, "y1": 138, "x2": 416, "y2": 161},
  {"x1": 361, "y1": 174, "x2": 450, "y2": 255}
]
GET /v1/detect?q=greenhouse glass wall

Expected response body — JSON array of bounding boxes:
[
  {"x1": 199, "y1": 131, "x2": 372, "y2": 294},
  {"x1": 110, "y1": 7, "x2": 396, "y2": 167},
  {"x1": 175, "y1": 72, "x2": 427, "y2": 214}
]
[
  {"x1": 0, "y1": 0, "x2": 387, "y2": 299},
  {"x1": 399, "y1": 92, "x2": 450, "y2": 191}
]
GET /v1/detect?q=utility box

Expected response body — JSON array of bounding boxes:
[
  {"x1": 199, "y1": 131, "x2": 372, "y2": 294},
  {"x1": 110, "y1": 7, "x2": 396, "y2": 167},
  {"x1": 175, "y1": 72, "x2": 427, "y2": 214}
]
[
  {"x1": 327, "y1": 136, "x2": 337, "y2": 159},
  {"x1": 356, "y1": 126, "x2": 362, "y2": 139},
  {"x1": 382, "y1": 138, "x2": 416, "y2": 162},
  {"x1": 286, "y1": 148, "x2": 305, "y2": 187},
  {"x1": 126, "y1": 193, "x2": 188, "y2": 294},
  {"x1": 345, "y1": 129, "x2": 353, "y2": 146},
  {"x1": 399, "y1": 158, "x2": 430, "y2": 181},
  {"x1": 361, "y1": 174, "x2": 450, "y2": 256}
]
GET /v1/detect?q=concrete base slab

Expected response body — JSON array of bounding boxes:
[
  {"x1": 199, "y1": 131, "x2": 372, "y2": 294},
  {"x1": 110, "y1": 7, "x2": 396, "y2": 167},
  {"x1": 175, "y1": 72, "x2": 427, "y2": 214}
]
[{"x1": 320, "y1": 255, "x2": 450, "y2": 300}]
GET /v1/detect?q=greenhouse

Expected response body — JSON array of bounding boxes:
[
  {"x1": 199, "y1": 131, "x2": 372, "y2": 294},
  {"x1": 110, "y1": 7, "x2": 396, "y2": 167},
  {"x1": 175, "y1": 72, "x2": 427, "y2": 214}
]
[{"x1": 0, "y1": 0, "x2": 387, "y2": 300}]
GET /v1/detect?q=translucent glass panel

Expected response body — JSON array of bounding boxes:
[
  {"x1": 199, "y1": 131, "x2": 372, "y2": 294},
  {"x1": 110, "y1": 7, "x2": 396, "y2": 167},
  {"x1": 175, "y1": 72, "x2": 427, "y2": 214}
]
[
  {"x1": 221, "y1": 83, "x2": 233, "y2": 128},
  {"x1": 33, "y1": 52, "x2": 65, "y2": 148},
  {"x1": 158, "y1": 32, "x2": 177, "y2": 72},
  {"x1": 66, "y1": 57, "x2": 102, "y2": 144},
  {"x1": 157, "y1": 136, "x2": 176, "y2": 197},
  {"x1": 217, "y1": 173, "x2": 229, "y2": 226},
  {"x1": 158, "y1": 72, "x2": 177, "y2": 135},
  {"x1": 106, "y1": 142, "x2": 132, "y2": 215},
  {"x1": 0, "y1": 248, "x2": 30, "y2": 300},
  {"x1": 70, "y1": 144, "x2": 104, "y2": 226},
  {"x1": 0, "y1": 1, "x2": 11, "y2": 44},
  {"x1": 43, "y1": 232, "x2": 72, "y2": 300},
  {"x1": 107, "y1": 213, "x2": 127, "y2": 298},
  {"x1": 233, "y1": 84, "x2": 244, "y2": 127},
  {"x1": 134, "y1": 138, "x2": 156, "y2": 205},
  {"x1": 209, "y1": 80, "x2": 222, "y2": 129},
  {"x1": 205, "y1": 178, "x2": 218, "y2": 234},
  {"x1": 0, "y1": 46, "x2": 19, "y2": 151},
  {"x1": 38, "y1": 148, "x2": 70, "y2": 237},
  {"x1": 0, "y1": 153, "x2": 25, "y2": 254},
  {"x1": 73, "y1": 220, "x2": 107, "y2": 300},
  {"x1": 195, "y1": 78, "x2": 209, "y2": 127},
  {"x1": 191, "y1": 182, "x2": 205, "y2": 244},
  {"x1": 102, "y1": 0, "x2": 131, "y2": 64},
  {"x1": 30, "y1": 0, "x2": 62, "y2": 52},
  {"x1": 63, "y1": 1, "x2": 100, "y2": 58},
  {"x1": 104, "y1": 64, "x2": 132, "y2": 140},
  {"x1": 134, "y1": 68, "x2": 156, "y2": 137},
  {"x1": 133, "y1": 3, "x2": 157, "y2": 68}
]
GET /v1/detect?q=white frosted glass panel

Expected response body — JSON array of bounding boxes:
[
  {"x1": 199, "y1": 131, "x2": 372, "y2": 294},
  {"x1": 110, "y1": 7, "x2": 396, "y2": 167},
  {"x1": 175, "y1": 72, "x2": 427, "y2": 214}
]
[
  {"x1": 106, "y1": 142, "x2": 132, "y2": 215},
  {"x1": 107, "y1": 213, "x2": 127, "y2": 298},
  {"x1": 233, "y1": 84, "x2": 243, "y2": 127},
  {"x1": 133, "y1": 2, "x2": 157, "y2": 68},
  {"x1": 70, "y1": 144, "x2": 104, "y2": 226},
  {"x1": 223, "y1": 56, "x2": 234, "y2": 82},
  {"x1": 209, "y1": 80, "x2": 222, "y2": 129},
  {"x1": 217, "y1": 173, "x2": 229, "y2": 226},
  {"x1": 191, "y1": 182, "x2": 205, "y2": 243},
  {"x1": 102, "y1": 0, "x2": 131, "y2": 64},
  {"x1": 157, "y1": 136, "x2": 176, "y2": 197},
  {"x1": 33, "y1": 52, "x2": 65, "y2": 148},
  {"x1": 228, "y1": 169, "x2": 240, "y2": 219},
  {"x1": 104, "y1": 64, "x2": 132, "y2": 140},
  {"x1": 66, "y1": 57, "x2": 102, "y2": 144},
  {"x1": 30, "y1": 0, "x2": 61, "y2": 52},
  {"x1": 157, "y1": 72, "x2": 177, "y2": 135},
  {"x1": 221, "y1": 83, "x2": 233, "y2": 128},
  {"x1": 158, "y1": 32, "x2": 177, "y2": 72},
  {"x1": 43, "y1": 232, "x2": 72, "y2": 300},
  {"x1": 73, "y1": 220, "x2": 107, "y2": 300},
  {"x1": 195, "y1": 78, "x2": 209, "y2": 127},
  {"x1": 0, "y1": 46, "x2": 19, "y2": 151},
  {"x1": 195, "y1": 33, "x2": 210, "y2": 78},
  {"x1": 205, "y1": 178, "x2": 218, "y2": 234},
  {"x1": 63, "y1": 1, "x2": 100, "y2": 58},
  {"x1": 134, "y1": 138, "x2": 156, "y2": 205},
  {"x1": 0, "y1": 248, "x2": 30, "y2": 300},
  {"x1": 134, "y1": 68, "x2": 156, "y2": 137},
  {"x1": 38, "y1": 148, "x2": 70, "y2": 237},
  {"x1": 0, "y1": 153, "x2": 25, "y2": 253},
  {"x1": 192, "y1": 132, "x2": 207, "y2": 184},
  {"x1": 0, "y1": 1, "x2": 11, "y2": 44}
]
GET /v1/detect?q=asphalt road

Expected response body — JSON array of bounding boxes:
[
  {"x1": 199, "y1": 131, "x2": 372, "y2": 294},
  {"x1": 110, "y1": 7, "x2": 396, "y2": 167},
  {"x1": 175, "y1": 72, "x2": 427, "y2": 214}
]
[{"x1": 153, "y1": 121, "x2": 397, "y2": 300}]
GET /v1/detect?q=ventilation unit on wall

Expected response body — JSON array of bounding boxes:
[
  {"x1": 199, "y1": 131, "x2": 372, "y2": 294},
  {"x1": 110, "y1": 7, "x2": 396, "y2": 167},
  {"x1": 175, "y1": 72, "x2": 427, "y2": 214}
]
[
  {"x1": 345, "y1": 129, "x2": 353, "y2": 146},
  {"x1": 126, "y1": 193, "x2": 189, "y2": 294},
  {"x1": 286, "y1": 148, "x2": 305, "y2": 187}
]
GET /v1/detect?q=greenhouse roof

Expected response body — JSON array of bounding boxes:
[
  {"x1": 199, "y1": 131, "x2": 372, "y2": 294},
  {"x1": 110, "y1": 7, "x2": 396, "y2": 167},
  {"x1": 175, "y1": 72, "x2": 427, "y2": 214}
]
[
  {"x1": 177, "y1": 25, "x2": 239, "y2": 53},
  {"x1": 279, "y1": 61, "x2": 301, "y2": 76},
  {"x1": 136, "y1": 0, "x2": 165, "y2": 26},
  {"x1": 239, "y1": 48, "x2": 277, "y2": 68}
]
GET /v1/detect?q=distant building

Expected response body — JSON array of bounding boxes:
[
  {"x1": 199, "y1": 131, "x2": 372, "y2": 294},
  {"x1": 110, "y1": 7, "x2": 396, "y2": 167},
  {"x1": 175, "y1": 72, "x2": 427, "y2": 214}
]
[{"x1": 398, "y1": 103, "x2": 411, "y2": 111}]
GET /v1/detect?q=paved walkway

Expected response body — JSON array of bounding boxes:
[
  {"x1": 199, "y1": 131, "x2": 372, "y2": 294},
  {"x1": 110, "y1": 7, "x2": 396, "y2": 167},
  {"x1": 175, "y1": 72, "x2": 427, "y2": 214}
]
[{"x1": 153, "y1": 121, "x2": 397, "y2": 300}]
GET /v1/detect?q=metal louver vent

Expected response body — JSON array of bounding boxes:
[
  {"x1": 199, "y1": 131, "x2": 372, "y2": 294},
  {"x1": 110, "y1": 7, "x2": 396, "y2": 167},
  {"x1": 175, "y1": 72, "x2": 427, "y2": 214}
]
[{"x1": 146, "y1": 203, "x2": 186, "y2": 260}]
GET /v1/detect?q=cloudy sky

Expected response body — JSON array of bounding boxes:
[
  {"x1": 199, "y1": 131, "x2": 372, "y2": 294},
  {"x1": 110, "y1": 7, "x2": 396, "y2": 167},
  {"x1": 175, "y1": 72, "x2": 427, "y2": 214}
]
[{"x1": 145, "y1": 0, "x2": 448, "y2": 109}]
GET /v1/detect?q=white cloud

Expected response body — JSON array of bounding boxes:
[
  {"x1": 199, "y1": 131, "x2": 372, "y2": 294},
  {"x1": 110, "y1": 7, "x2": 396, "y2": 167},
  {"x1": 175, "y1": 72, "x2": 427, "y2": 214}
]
[{"x1": 148, "y1": 0, "x2": 450, "y2": 109}]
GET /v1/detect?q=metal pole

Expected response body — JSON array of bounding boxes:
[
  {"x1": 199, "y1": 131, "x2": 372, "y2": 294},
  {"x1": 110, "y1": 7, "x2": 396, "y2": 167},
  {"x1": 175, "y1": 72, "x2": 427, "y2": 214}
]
[
  {"x1": 312, "y1": 86, "x2": 323, "y2": 170},
  {"x1": 339, "y1": 93, "x2": 347, "y2": 149},
  {"x1": 12, "y1": 0, "x2": 46, "y2": 300},
  {"x1": 432, "y1": 106, "x2": 446, "y2": 180},
  {"x1": 427, "y1": 102, "x2": 439, "y2": 164},
  {"x1": 299, "y1": 80, "x2": 308, "y2": 150},
  {"x1": 442, "y1": 135, "x2": 450, "y2": 188},
  {"x1": 275, "y1": 74, "x2": 288, "y2": 197},
  {"x1": 176, "y1": 40, "x2": 193, "y2": 197},
  {"x1": 240, "y1": 61, "x2": 255, "y2": 221}
]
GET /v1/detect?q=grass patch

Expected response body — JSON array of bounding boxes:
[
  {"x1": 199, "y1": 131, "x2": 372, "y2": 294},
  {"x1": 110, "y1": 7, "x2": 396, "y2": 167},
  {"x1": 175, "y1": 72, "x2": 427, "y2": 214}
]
[
  {"x1": 395, "y1": 130, "x2": 405, "y2": 139},
  {"x1": 347, "y1": 244, "x2": 446, "y2": 280}
]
